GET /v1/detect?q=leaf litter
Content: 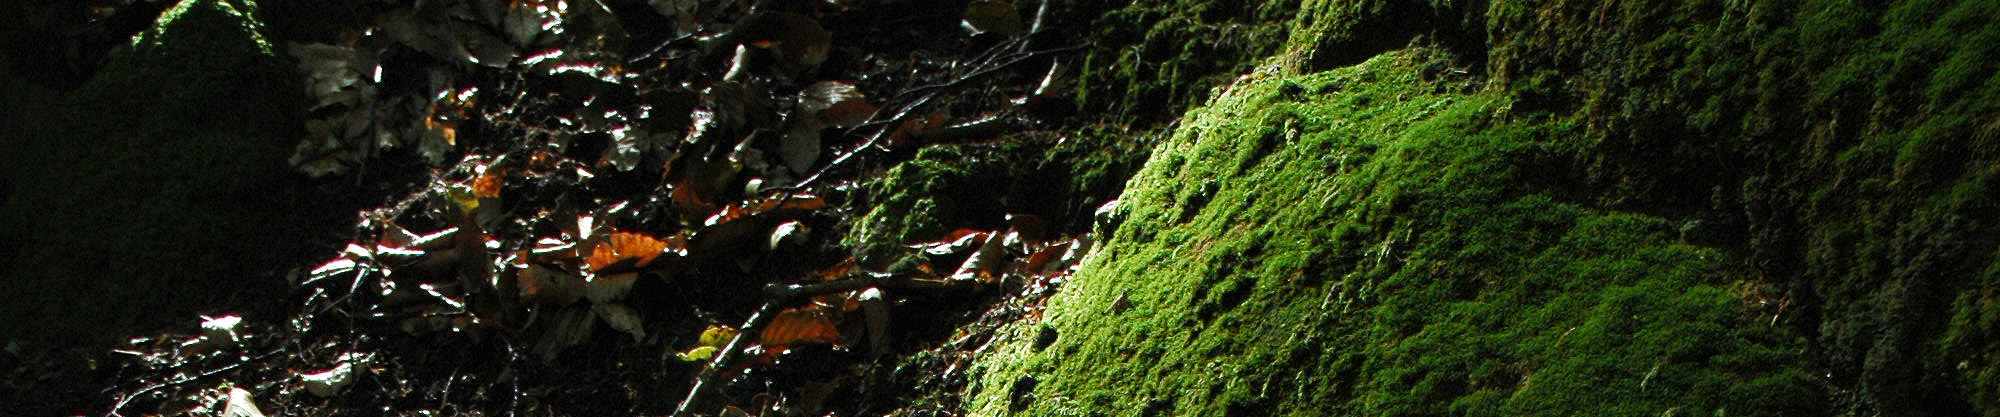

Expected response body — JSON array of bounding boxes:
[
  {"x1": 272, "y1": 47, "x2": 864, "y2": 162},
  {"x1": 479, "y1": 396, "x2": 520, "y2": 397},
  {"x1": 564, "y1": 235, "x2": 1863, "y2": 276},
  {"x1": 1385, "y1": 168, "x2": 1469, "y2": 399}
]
[{"x1": 86, "y1": 0, "x2": 1110, "y2": 416}]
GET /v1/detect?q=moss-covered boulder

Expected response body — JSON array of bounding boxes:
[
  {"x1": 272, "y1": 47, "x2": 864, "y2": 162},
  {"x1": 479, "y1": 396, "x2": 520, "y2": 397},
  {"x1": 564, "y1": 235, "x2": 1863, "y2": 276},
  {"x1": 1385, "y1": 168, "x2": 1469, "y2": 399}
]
[
  {"x1": 971, "y1": 48, "x2": 1818, "y2": 417},
  {"x1": 0, "y1": 0, "x2": 317, "y2": 345},
  {"x1": 968, "y1": 0, "x2": 2000, "y2": 415}
]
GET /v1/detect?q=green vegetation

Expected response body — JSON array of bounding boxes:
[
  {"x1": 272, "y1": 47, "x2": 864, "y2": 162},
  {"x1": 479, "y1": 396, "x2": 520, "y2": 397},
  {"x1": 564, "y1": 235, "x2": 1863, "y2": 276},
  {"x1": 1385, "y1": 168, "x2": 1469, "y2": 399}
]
[
  {"x1": 0, "y1": 0, "x2": 317, "y2": 344},
  {"x1": 969, "y1": 0, "x2": 2000, "y2": 415},
  {"x1": 1039, "y1": 0, "x2": 1300, "y2": 122},
  {"x1": 971, "y1": 48, "x2": 1816, "y2": 417}
]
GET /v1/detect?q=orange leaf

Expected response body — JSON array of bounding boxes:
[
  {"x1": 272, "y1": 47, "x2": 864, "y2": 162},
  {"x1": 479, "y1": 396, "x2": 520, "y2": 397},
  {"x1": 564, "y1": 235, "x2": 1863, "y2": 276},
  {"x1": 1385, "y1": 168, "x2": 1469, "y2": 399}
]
[
  {"x1": 472, "y1": 167, "x2": 504, "y2": 198},
  {"x1": 761, "y1": 308, "x2": 840, "y2": 348},
  {"x1": 585, "y1": 232, "x2": 683, "y2": 272}
]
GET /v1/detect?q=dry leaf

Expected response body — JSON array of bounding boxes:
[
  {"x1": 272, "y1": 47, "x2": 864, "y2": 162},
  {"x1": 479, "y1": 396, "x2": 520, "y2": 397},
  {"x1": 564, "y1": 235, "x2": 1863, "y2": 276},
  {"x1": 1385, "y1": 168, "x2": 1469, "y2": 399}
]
[{"x1": 585, "y1": 232, "x2": 680, "y2": 272}]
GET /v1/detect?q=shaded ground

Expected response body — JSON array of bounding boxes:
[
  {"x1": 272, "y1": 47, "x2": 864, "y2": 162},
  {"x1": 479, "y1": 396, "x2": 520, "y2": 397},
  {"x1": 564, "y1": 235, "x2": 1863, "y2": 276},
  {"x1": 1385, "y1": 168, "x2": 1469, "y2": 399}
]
[
  {"x1": 5, "y1": 0, "x2": 1998, "y2": 416},
  {"x1": 3, "y1": 0, "x2": 1144, "y2": 415}
]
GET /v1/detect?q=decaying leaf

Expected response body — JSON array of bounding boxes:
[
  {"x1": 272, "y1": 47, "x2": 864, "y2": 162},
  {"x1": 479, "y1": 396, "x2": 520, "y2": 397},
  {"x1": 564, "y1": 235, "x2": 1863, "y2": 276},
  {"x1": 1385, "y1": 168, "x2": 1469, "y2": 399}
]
[
  {"x1": 585, "y1": 232, "x2": 683, "y2": 272},
  {"x1": 961, "y1": 1, "x2": 1022, "y2": 37},
  {"x1": 705, "y1": 193, "x2": 829, "y2": 227},
  {"x1": 222, "y1": 386, "x2": 266, "y2": 417},
  {"x1": 799, "y1": 81, "x2": 875, "y2": 128},
  {"x1": 516, "y1": 263, "x2": 585, "y2": 305},
  {"x1": 768, "y1": 220, "x2": 807, "y2": 250},
  {"x1": 586, "y1": 271, "x2": 639, "y2": 303},
  {"x1": 472, "y1": 166, "x2": 505, "y2": 198},
  {"x1": 200, "y1": 315, "x2": 242, "y2": 347},
  {"x1": 761, "y1": 308, "x2": 840, "y2": 348},
  {"x1": 780, "y1": 121, "x2": 822, "y2": 175},
  {"x1": 858, "y1": 287, "x2": 890, "y2": 357},
  {"x1": 300, "y1": 352, "x2": 370, "y2": 397},
  {"x1": 950, "y1": 230, "x2": 1010, "y2": 282},
  {"x1": 593, "y1": 302, "x2": 647, "y2": 341},
  {"x1": 741, "y1": 12, "x2": 830, "y2": 77}
]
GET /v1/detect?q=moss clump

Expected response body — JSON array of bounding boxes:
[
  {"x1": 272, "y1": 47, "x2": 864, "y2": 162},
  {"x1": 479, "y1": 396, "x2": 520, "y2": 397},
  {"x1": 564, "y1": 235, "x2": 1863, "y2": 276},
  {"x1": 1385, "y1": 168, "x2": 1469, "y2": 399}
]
[
  {"x1": 0, "y1": 0, "x2": 312, "y2": 344},
  {"x1": 968, "y1": 0, "x2": 2000, "y2": 414},
  {"x1": 968, "y1": 49, "x2": 1818, "y2": 416},
  {"x1": 1032, "y1": 0, "x2": 1299, "y2": 122}
]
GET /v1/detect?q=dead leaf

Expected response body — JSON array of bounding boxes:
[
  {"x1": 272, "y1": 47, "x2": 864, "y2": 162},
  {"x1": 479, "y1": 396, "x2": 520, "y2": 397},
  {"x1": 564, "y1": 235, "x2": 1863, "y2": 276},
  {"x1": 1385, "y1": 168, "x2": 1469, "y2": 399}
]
[
  {"x1": 516, "y1": 263, "x2": 585, "y2": 305},
  {"x1": 950, "y1": 230, "x2": 1010, "y2": 282},
  {"x1": 800, "y1": 81, "x2": 875, "y2": 127},
  {"x1": 585, "y1": 232, "x2": 682, "y2": 272},
  {"x1": 586, "y1": 271, "x2": 639, "y2": 303},
  {"x1": 742, "y1": 12, "x2": 830, "y2": 77},
  {"x1": 472, "y1": 166, "x2": 504, "y2": 198},
  {"x1": 300, "y1": 353, "x2": 369, "y2": 397},
  {"x1": 858, "y1": 287, "x2": 890, "y2": 357},
  {"x1": 761, "y1": 308, "x2": 840, "y2": 348},
  {"x1": 780, "y1": 121, "x2": 821, "y2": 175},
  {"x1": 962, "y1": 1, "x2": 1023, "y2": 37},
  {"x1": 594, "y1": 303, "x2": 647, "y2": 341},
  {"x1": 222, "y1": 386, "x2": 266, "y2": 417}
]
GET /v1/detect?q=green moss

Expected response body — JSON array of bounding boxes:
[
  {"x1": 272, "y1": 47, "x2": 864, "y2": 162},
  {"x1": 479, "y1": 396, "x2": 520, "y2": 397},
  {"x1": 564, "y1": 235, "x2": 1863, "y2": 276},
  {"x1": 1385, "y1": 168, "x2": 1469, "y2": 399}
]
[
  {"x1": 0, "y1": 0, "x2": 309, "y2": 344},
  {"x1": 969, "y1": 49, "x2": 1816, "y2": 416},
  {"x1": 1040, "y1": 0, "x2": 1300, "y2": 122},
  {"x1": 967, "y1": 0, "x2": 2000, "y2": 414}
]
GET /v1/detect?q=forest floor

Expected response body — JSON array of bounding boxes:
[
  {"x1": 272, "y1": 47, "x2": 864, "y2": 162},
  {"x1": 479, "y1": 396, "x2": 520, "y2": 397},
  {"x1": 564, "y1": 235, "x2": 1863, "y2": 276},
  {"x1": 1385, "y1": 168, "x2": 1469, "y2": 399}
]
[{"x1": 1, "y1": 0, "x2": 1149, "y2": 415}]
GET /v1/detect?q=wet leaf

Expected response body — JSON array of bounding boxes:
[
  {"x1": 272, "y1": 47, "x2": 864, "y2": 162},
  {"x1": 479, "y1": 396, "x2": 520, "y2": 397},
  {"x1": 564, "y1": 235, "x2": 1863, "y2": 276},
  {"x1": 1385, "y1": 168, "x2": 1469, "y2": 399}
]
[
  {"x1": 649, "y1": 0, "x2": 699, "y2": 19},
  {"x1": 700, "y1": 324, "x2": 739, "y2": 346},
  {"x1": 601, "y1": 126, "x2": 646, "y2": 171},
  {"x1": 676, "y1": 346, "x2": 720, "y2": 362},
  {"x1": 300, "y1": 353, "x2": 368, "y2": 397},
  {"x1": 222, "y1": 386, "x2": 266, "y2": 417},
  {"x1": 593, "y1": 303, "x2": 647, "y2": 341},
  {"x1": 532, "y1": 306, "x2": 597, "y2": 361},
  {"x1": 472, "y1": 166, "x2": 504, "y2": 198},
  {"x1": 858, "y1": 287, "x2": 890, "y2": 357},
  {"x1": 910, "y1": 229, "x2": 993, "y2": 256},
  {"x1": 677, "y1": 324, "x2": 739, "y2": 361},
  {"x1": 780, "y1": 120, "x2": 821, "y2": 175},
  {"x1": 704, "y1": 194, "x2": 828, "y2": 227},
  {"x1": 742, "y1": 12, "x2": 830, "y2": 77},
  {"x1": 768, "y1": 220, "x2": 806, "y2": 250},
  {"x1": 962, "y1": 1, "x2": 1023, "y2": 37},
  {"x1": 800, "y1": 81, "x2": 875, "y2": 127},
  {"x1": 586, "y1": 271, "x2": 639, "y2": 303},
  {"x1": 585, "y1": 232, "x2": 684, "y2": 272},
  {"x1": 199, "y1": 315, "x2": 242, "y2": 347},
  {"x1": 950, "y1": 230, "x2": 1010, "y2": 282},
  {"x1": 761, "y1": 308, "x2": 840, "y2": 348},
  {"x1": 516, "y1": 263, "x2": 585, "y2": 305}
]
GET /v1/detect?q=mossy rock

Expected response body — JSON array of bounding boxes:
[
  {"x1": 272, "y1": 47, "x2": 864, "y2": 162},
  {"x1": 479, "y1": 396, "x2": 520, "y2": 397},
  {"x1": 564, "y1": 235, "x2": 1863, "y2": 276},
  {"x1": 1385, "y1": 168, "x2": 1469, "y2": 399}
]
[
  {"x1": 0, "y1": 0, "x2": 317, "y2": 345},
  {"x1": 967, "y1": 48, "x2": 1819, "y2": 417},
  {"x1": 966, "y1": 0, "x2": 2000, "y2": 414}
]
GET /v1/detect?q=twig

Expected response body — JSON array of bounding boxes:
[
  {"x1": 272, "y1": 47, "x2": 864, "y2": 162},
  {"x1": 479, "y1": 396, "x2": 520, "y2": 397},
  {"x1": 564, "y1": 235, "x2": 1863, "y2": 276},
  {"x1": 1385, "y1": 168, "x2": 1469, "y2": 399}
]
[
  {"x1": 768, "y1": 44, "x2": 1084, "y2": 193},
  {"x1": 107, "y1": 349, "x2": 284, "y2": 417}
]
